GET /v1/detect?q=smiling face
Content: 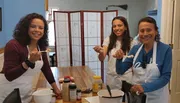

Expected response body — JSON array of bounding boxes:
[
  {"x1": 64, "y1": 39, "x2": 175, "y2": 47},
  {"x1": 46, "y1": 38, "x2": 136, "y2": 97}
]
[
  {"x1": 28, "y1": 18, "x2": 45, "y2": 43},
  {"x1": 112, "y1": 19, "x2": 126, "y2": 37},
  {"x1": 138, "y1": 22, "x2": 157, "y2": 45}
]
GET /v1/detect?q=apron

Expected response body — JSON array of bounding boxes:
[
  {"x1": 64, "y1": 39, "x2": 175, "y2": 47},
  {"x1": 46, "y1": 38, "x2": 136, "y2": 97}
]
[
  {"x1": 0, "y1": 46, "x2": 43, "y2": 103},
  {"x1": 132, "y1": 42, "x2": 169, "y2": 103},
  {"x1": 106, "y1": 41, "x2": 132, "y2": 89}
]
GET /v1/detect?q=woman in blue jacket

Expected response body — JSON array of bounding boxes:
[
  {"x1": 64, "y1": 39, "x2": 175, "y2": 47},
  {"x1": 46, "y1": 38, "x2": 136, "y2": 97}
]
[{"x1": 116, "y1": 17, "x2": 172, "y2": 103}]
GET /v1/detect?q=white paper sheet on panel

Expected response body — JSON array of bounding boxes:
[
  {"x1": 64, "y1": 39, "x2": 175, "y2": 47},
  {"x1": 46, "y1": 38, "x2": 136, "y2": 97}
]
[
  {"x1": 70, "y1": 12, "x2": 82, "y2": 66},
  {"x1": 54, "y1": 12, "x2": 70, "y2": 67},
  {"x1": 103, "y1": 12, "x2": 117, "y2": 38},
  {"x1": 84, "y1": 12, "x2": 101, "y2": 76}
]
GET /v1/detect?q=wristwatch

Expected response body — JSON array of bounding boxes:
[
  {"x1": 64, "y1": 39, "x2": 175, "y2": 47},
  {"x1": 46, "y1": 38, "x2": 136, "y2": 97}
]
[{"x1": 25, "y1": 59, "x2": 35, "y2": 69}]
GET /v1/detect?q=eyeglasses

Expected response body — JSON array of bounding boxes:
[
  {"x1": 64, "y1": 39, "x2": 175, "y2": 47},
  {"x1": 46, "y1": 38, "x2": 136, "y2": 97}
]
[{"x1": 141, "y1": 53, "x2": 147, "y2": 69}]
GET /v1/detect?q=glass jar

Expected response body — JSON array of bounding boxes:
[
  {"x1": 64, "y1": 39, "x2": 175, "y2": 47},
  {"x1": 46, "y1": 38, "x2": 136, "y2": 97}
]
[
  {"x1": 69, "y1": 83, "x2": 77, "y2": 102},
  {"x1": 92, "y1": 76, "x2": 102, "y2": 93},
  {"x1": 76, "y1": 89, "x2": 81, "y2": 101},
  {"x1": 62, "y1": 78, "x2": 70, "y2": 102}
]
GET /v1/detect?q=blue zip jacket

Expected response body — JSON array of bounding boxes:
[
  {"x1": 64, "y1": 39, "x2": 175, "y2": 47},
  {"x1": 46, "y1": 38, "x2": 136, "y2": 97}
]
[{"x1": 116, "y1": 41, "x2": 172, "y2": 92}]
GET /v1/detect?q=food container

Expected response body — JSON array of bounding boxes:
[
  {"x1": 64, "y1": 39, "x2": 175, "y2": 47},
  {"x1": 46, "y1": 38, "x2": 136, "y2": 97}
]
[
  {"x1": 97, "y1": 89, "x2": 124, "y2": 103},
  {"x1": 92, "y1": 76, "x2": 102, "y2": 93},
  {"x1": 32, "y1": 89, "x2": 53, "y2": 103}
]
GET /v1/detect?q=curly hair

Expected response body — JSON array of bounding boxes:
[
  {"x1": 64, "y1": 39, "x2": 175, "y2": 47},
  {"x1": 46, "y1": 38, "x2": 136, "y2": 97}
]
[
  {"x1": 138, "y1": 17, "x2": 160, "y2": 42},
  {"x1": 13, "y1": 13, "x2": 49, "y2": 47},
  {"x1": 107, "y1": 16, "x2": 132, "y2": 55}
]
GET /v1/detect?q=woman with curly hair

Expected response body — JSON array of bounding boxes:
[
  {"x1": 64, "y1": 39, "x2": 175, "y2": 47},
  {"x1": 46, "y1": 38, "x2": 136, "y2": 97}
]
[
  {"x1": 0, "y1": 13, "x2": 61, "y2": 102},
  {"x1": 94, "y1": 16, "x2": 135, "y2": 89}
]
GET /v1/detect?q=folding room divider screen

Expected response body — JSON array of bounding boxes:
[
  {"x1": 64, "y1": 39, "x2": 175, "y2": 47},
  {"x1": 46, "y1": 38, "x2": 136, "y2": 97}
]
[{"x1": 54, "y1": 10, "x2": 117, "y2": 79}]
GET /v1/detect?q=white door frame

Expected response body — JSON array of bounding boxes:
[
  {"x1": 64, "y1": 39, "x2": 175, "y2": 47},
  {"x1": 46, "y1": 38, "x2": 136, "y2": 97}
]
[
  {"x1": 161, "y1": 0, "x2": 174, "y2": 44},
  {"x1": 161, "y1": 0, "x2": 180, "y2": 103}
]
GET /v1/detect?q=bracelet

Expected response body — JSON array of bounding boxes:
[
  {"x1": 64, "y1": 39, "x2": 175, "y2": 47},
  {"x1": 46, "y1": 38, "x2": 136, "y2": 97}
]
[{"x1": 25, "y1": 59, "x2": 35, "y2": 69}]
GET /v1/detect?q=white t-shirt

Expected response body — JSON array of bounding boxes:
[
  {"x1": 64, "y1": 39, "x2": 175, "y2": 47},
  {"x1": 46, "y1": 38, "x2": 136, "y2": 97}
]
[
  {"x1": 103, "y1": 37, "x2": 121, "y2": 75},
  {"x1": 102, "y1": 36, "x2": 134, "y2": 89}
]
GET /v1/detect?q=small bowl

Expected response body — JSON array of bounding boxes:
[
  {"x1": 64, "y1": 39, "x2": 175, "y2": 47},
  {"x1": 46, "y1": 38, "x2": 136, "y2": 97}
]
[
  {"x1": 97, "y1": 89, "x2": 124, "y2": 103},
  {"x1": 32, "y1": 89, "x2": 53, "y2": 103}
]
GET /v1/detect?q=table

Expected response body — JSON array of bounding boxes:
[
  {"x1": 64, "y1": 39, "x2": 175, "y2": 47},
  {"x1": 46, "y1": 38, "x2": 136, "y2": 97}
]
[{"x1": 35, "y1": 66, "x2": 97, "y2": 103}]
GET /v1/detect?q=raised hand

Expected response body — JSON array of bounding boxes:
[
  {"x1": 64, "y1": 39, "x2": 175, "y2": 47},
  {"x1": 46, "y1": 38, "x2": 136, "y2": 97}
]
[
  {"x1": 29, "y1": 48, "x2": 41, "y2": 63},
  {"x1": 112, "y1": 49, "x2": 124, "y2": 59},
  {"x1": 93, "y1": 46, "x2": 104, "y2": 54}
]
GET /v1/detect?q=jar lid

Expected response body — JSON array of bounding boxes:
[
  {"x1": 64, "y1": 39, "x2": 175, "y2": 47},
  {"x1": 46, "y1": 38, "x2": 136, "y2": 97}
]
[
  {"x1": 93, "y1": 76, "x2": 101, "y2": 79},
  {"x1": 64, "y1": 78, "x2": 70, "y2": 83},
  {"x1": 69, "y1": 83, "x2": 77, "y2": 89},
  {"x1": 77, "y1": 89, "x2": 81, "y2": 92}
]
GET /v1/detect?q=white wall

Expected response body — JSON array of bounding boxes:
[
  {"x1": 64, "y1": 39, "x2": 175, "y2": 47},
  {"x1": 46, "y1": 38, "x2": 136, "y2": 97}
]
[
  {"x1": 49, "y1": 0, "x2": 147, "y2": 37},
  {"x1": 0, "y1": 0, "x2": 45, "y2": 48}
]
